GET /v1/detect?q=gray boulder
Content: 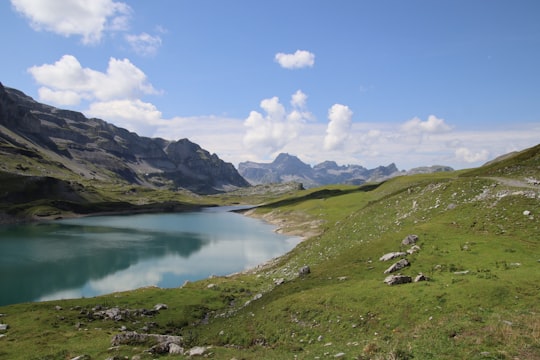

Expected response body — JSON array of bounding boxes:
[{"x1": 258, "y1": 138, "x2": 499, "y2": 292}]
[
  {"x1": 379, "y1": 252, "x2": 406, "y2": 261},
  {"x1": 414, "y1": 273, "x2": 429, "y2": 282},
  {"x1": 384, "y1": 259, "x2": 410, "y2": 274},
  {"x1": 384, "y1": 274, "x2": 412, "y2": 285},
  {"x1": 402, "y1": 234, "x2": 418, "y2": 246},
  {"x1": 299, "y1": 266, "x2": 311, "y2": 276}
]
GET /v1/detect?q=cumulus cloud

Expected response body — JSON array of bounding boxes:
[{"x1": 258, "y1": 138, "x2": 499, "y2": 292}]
[
  {"x1": 455, "y1": 147, "x2": 490, "y2": 163},
  {"x1": 28, "y1": 55, "x2": 159, "y2": 105},
  {"x1": 125, "y1": 32, "x2": 162, "y2": 56},
  {"x1": 324, "y1": 104, "x2": 353, "y2": 151},
  {"x1": 275, "y1": 50, "x2": 315, "y2": 69},
  {"x1": 243, "y1": 91, "x2": 312, "y2": 156},
  {"x1": 10, "y1": 0, "x2": 131, "y2": 44},
  {"x1": 86, "y1": 99, "x2": 162, "y2": 134},
  {"x1": 401, "y1": 115, "x2": 452, "y2": 134}
]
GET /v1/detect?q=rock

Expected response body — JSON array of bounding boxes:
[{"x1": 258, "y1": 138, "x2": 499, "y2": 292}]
[
  {"x1": 407, "y1": 245, "x2": 421, "y2": 255},
  {"x1": 274, "y1": 278, "x2": 285, "y2": 285},
  {"x1": 383, "y1": 259, "x2": 410, "y2": 274},
  {"x1": 0, "y1": 324, "x2": 8, "y2": 331},
  {"x1": 379, "y1": 252, "x2": 406, "y2": 261},
  {"x1": 384, "y1": 274, "x2": 412, "y2": 285},
  {"x1": 299, "y1": 265, "x2": 311, "y2": 276},
  {"x1": 111, "y1": 331, "x2": 182, "y2": 347},
  {"x1": 401, "y1": 234, "x2": 418, "y2": 246},
  {"x1": 55, "y1": 305, "x2": 63, "y2": 311},
  {"x1": 414, "y1": 273, "x2": 429, "y2": 282},
  {"x1": 453, "y1": 270, "x2": 470, "y2": 275},
  {"x1": 523, "y1": 210, "x2": 531, "y2": 216},
  {"x1": 169, "y1": 343, "x2": 184, "y2": 354},
  {"x1": 70, "y1": 356, "x2": 90, "y2": 360},
  {"x1": 188, "y1": 346, "x2": 207, "y2": 356},
  {"x1": 153, "y1": 303, "x2": 168, "y2": 311},
  {"x1": 334, "y1": 352, "x2": 346, "y2": 358}
]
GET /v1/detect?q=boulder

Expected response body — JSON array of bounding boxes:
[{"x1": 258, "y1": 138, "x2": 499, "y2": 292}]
[
  {"x1": 407, "y1": 245, "x2": 421, "y2": 255},
  {"x1": 384, "y1": 274, "x2": 412, "y2": 285},
  {"x1": 414, "y1": 273, "x2": 429, "y2": 282},
  {"x1": 299, "y1": 265, "x2": 311, "y2": 276},
  {"x1": 188, "y1": 346, "x2": 208, "y2": 356},
  {"x1": 153, "y1": 303, "x2": 168, "y2": 311},
  {"x1": 379, "y1": 252, "x2": 406, "y2": 261},
  {"x1": 401, "y1": 234, "x2": 418, "y2": 246},
  {"x1": 384, "y1": 259, "x2": 410, "y2": 274},
  {"x1": 0, "y1": 324, "x2": 8, "y2": 331}
]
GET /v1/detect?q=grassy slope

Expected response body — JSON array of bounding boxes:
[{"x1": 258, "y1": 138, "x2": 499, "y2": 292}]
[{"x1": 0, "y1": 146, "x2": 539, "y2": 359}]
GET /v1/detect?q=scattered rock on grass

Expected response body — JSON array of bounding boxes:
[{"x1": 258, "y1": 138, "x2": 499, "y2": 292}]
[
  {"x1": 414, "y1": 273, "x2": 429, "y2": 282},
  {"x1": 379, "y1": 252, "x2": 406, "y2": 261},
  {"x1": 384, "y1": 259, "x2": 410, "y2": 274},
  {"x1": 299, "y1": 265, "x2": 311, "y2": 276},
  {"x1": 401, "y1": 234, "x2": 419, "y2": 246},
  {"x1": 384, "y1": 274, "x2": 412, "y2": 286}
]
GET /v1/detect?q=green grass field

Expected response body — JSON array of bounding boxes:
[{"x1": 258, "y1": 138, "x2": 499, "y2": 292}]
[{"x1": 1, "y1": 145, "x2": 539, "y2": 359}]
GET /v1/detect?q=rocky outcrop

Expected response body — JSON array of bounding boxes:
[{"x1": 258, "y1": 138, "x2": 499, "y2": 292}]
[{"x1": 0, "y1": 82, "x2": 249, "y2": 194}]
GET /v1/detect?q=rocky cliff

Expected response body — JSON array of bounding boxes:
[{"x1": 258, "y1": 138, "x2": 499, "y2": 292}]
[{"x1": 0, "y1": 82, "x2": 249, "y2": 194}]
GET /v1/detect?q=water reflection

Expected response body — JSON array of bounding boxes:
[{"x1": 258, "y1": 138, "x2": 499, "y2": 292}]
[{"x1": 0, "y1": 210, "x2": 299, "y2": 305}]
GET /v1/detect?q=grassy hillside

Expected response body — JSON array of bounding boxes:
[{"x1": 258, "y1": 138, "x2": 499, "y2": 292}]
[{"x1": 0, "y1": 145, "x2": 539, "y2": 359}]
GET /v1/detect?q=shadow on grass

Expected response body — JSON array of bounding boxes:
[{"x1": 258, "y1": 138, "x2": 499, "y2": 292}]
[{"x1": 258, "y1": 182, "x2": 385, "y2": 209}]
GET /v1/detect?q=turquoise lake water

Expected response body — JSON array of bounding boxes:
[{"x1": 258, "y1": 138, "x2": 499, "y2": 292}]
[{"x1": 0, "y1": 207, "x2": 299, "y2": 306}]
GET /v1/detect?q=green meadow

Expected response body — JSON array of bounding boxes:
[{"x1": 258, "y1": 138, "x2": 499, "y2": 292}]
[{"x1": 1, "y1": 145, "x2": 539, "y2": 359}]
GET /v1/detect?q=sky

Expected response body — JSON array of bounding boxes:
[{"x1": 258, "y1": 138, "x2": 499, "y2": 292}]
[{"x1": 1, "y1": 0, "x2": 539, "y2": 170}]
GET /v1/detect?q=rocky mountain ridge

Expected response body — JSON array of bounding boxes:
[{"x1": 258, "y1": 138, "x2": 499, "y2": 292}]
[
  {"x1": 0, "y1": 82, "x2": 249, "y2": 194},
  {"x1": 239, "y1": 153, "x2": 452, "y2": 188}
]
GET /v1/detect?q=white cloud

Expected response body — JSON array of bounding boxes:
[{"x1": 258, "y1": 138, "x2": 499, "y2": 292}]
[
  {"x1": 86, "y1": 99, "x2": 162, "y2": 134},
  {"x1": 275, "y1": 50, "x2": 315, "y2": 69},
  {"x1": 401, "y1": 115, "x2": 452, "y2": 134},
  {"x1": 125, "y1": 32, "x2": 162, "y2": 56},
  {"x1": 324, "y1": 104, "x2": 353, "y2": 151},
  {"x1": 243, "y1": 92, "x2": 312, "y2": 156},
  {"x1": 455, "y1": 147, "x2": 490, "y2": 163},
  {"x1": 28, "y1": 55, "x2": 159, "y2": 105},
  {"x1": 10, "y1": 0, "x2": 131, "y2": 44},
  {"x1": 291, "y1": 89, "x2": 308, "y2": 108}
]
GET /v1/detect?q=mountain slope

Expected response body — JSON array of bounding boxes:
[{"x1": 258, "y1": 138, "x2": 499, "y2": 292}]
[{"x1": 0, "y1": 82, "x2": 249, "y2": 194}]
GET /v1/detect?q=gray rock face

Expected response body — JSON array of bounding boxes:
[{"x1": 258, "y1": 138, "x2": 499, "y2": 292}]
[{"x1": 0, "y1": 83, "x2": 249, "y2": 194}]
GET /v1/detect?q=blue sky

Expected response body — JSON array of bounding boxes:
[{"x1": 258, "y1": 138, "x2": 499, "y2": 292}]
[{"x1": 2, "y1": 0, "x2": 539, "y2": 170}]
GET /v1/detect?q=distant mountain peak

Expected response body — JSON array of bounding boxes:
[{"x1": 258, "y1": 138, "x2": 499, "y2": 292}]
[{"x1": 239, "y1": 154, "x2": 402, "y2": 188}]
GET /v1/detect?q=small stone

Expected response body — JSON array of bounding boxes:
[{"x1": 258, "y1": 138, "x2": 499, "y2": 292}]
[
  {"x1": 153, "y1": 303, "x2": 168, "y2": 311},
  {"x1": 299, "y1": 265, "x2": 311, "y2": 276},
  {"x1": 55, "y1": 305, "x2": 63, "y2": 311},
  {"x1": 383, "y1": 274, "x2": 412, "y2": 286},
  {"x1": 188, "y1": 346, "x2": 207, "y2": 356},
  {"x1": 523, "y1": 210, "x2": 531, "y2": 216},
  {"x1": 0, "y1": 324, "x2": 8, "y2": 331},
  {"x1": 414, "y1": 273, "x2": 429, "y2": 282},
  {"x1": 169, "y1": 343, "x2": 184, "y2": 354},
  {"x1": 401, "y1": 234, "x2": 418, "y2": 246},
  {"x1": 334, "y1": 353, "x2": 346, "y2": 358},
  {"x1": 274, "y1": 278, "x2": 285, "y2": 285}
]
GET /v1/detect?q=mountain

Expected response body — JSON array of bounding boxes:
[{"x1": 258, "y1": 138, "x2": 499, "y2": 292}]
[
  {"x1": 239, "y1": 153, "x2": 402, "y2": 187},
  {"x1": 0, "y1": 82, "x2": 249, "y2": 194}
]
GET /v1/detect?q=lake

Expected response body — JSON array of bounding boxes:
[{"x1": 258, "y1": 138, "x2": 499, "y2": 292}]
[{"x1": 0, "y1": 207, "x2": 300, "y2": 306}]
